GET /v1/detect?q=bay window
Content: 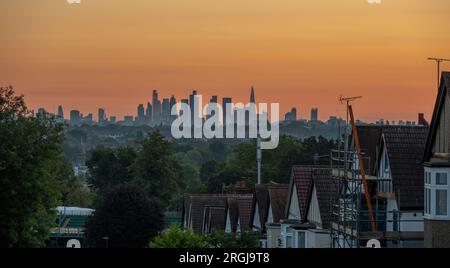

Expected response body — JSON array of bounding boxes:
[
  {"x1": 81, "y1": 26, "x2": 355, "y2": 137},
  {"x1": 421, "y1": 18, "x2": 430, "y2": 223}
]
[{"x1": 424, "y1": 168, "x2": 450, "y2": 220}]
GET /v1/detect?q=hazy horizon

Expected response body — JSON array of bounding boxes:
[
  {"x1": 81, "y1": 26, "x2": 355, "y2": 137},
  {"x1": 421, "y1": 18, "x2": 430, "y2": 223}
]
[{"x1": 1, "y1": 0, "x2": 450, "y2": 122}]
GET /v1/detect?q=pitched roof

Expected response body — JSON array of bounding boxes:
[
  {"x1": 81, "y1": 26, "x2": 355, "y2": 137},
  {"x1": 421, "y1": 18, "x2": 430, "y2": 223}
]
[
  {"x1": 237, "y1": 195, "x2": 254, "y2": 232},
  {"x1": 226, "y1": 197, "x2": 239, "y2": 233},
  {"x1": 354, "y1": 125, "x2": 383, "y2": 175},
  {"x1": 203, "y1": 206, "x2": 226, "y2": 234},
  {"x1": 423, "y1": 72, "x2": 450, "y2": 164},
  {"x1": 287, "y1": 166, "x2": 314, "y2": 221},
  {"x1": 184, "y1": 194, "x2": 227, "y2": 234},
  {"x1": 312, "y1": 168, "x2": 340, "y2": 229},
  {"x1": 267, "y1": 184, "x2": 289, "y2": 223},
  {"x1": 249, "y1": 184, "x2": 270, "y2": 231},
  {"x1": 378, "y1": 126, "x2": 429, "y2": 210}
]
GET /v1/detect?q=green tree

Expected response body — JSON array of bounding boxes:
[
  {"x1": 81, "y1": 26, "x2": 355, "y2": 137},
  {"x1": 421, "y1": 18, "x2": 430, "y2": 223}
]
[
  {"x1": 206, "y1": 231, "x2": 260, "y2": 248},
  {"x1": 87, "y1": 146, "x2": 136, "y2": 199},
  {"x1": 133, "y1": 131, "x2": 177, "y2": 206},
  {"x1": 200, "y1": 160, "x2": 218, "y2": 183},
  {"x1": 85, "y1": 184, "x2": 164, "y2": 248},
  {"x1": 0, "y1": 86, "x2": 65, "y2": 247},
  {"x1": 58, "y1": 159, "x2": 92, "y2": 207},
  {"x1": 149, "y1": 225, "x2": 208, "y2": 248}
]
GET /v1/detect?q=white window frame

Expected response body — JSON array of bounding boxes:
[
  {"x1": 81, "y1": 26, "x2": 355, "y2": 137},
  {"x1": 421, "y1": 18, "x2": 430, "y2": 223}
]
[{"x1": 424, "y1": 168, "x2": 450, "y2": 220}]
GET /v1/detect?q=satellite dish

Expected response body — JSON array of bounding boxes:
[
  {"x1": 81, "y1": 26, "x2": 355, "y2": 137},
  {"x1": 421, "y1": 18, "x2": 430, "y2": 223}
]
[
  {"x1": 366, "y1": 239, "x2": 381, "y2": 248},
  {"x1": 66, "y1": 239, "x2": 81, "y2": 248}
]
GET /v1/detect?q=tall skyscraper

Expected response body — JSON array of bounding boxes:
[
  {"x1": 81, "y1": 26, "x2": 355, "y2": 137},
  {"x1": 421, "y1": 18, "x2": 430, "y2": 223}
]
[
  {"x1": 162, "y1": 98, "x2": 170, "y2": 125},
  {"x1": 311, "y1": 108, "x2": 318, "y2": 121},
  {"x1": 222, "y1": 97, "x2": 232, "y2": 126},
  {"x1": 98, "y1": 108, "x2": 106, "y2": 124},
  {"x1": 152, "y1": 90, "x2": 161, "y2": 125},
  {"x1": 70, "y1": 110, "x2": 81, "y2": 125},
  {"x1": 137, "y1": 104, "x2": 145, "y2": 124},
  {"x1": 206, "y1": 95, "x2": 218, "y2": 120},
  {"x1": 189, "y1": 90, "x2": 198, "y2": 115},
  {"x1": 146, "y1": 102, "x2": 153, "y2": 124},
  {"x1": 250, "y1": 86, "x2": 255, "y2": 104},
  {"x1": 169, "y1": 95, "x2": 177, "y2": 122},
  {"x1": 57, "y1": 105, "x2": 64, "y2": 120},
  {"x1": 284, "y1": 107, "x2": 297, "y2": 121},
  {"x1": 84, "y1": 113, "x2": 93, "y2": 124}
]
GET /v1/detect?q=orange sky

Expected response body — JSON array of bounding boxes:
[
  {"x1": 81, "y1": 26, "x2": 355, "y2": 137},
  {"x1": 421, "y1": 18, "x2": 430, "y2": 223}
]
[{"x1": 1, "y1": 0, "x2": 450, "y2": 122}]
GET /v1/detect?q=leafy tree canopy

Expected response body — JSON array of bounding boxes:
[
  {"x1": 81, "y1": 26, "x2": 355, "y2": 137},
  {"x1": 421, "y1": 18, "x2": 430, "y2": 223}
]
[
  {"x1": 0, "y1": 86, "x2": 66, "y2": 247},
  {"x1": 85, "y1": 184, "x2": 164, "y2": 248}
]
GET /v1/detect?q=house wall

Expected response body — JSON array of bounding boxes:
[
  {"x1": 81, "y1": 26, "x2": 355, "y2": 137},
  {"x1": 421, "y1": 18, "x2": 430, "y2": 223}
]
[
  {"x1": 225, "y1": 210, "x2": 232, "y2": 233},
  {"x1": 385, "y1": 199, "x2": 423, "y2": 232},
  {"x1": 306, "y1": 229, "x2": 331, "y2": 248},
  {"x1": 307, "y1": 186, "x2": 322, "y2": 228},
  {"x1": 267, "y1": 204, "x2": 273, "y2": 224},
  {"x1": 433, "y1": 92, "x2": 449, "y2": 154},
  {"x1": 252, "y1": 203, "x2": 261, "y2": 231},
  {"x1": 287, "y1": 185, "x2": 301, "y2": 220},
  {"x1": 425, "y1": 219, "x2": 450, "y2": 248},
  {"x1": 266, "y1": 226, "x2": 282, "y2": 248}
]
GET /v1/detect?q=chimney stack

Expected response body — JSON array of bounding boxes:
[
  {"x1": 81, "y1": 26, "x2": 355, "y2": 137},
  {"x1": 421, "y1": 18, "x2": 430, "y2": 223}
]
[{"x1": 418, "y1": 113, "x2": 429, "y2": 127}]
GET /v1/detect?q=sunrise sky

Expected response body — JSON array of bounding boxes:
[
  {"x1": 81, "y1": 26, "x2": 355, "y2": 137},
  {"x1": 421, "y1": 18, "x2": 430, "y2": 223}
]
[{"x1": 1, "y1": 0, "x2": 450, "y2": 122}]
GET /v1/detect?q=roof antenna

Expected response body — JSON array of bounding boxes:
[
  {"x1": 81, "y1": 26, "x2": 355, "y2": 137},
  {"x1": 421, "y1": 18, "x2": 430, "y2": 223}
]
[{"x1": 428, "y1": 57, "x2": 450, "y2": 90}]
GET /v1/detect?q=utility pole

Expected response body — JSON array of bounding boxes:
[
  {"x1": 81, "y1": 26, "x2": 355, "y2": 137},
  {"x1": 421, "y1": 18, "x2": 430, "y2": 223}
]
[
  {"x1": 257, "y1": 135, "x2": 261, "y2": 185},
  {"x1": 428, "y1": 57, "x2": 450, "y2": 89}
]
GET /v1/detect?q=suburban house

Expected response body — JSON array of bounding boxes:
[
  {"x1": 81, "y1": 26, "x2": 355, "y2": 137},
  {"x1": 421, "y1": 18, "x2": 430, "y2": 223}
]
[
  {"x1": 281, "y1": 167, "x2": 339, "y2": 248},
  {"x1": 248, "y1": 183, "x2": 289, "y2": 248},
  {"x1": 423, "y1": 72, "x2": 450, "y2": 248},
  {"x1": 375, "y1": 125, "x2": 429, "y2": 247},
  {"x1": 285, "y1": 166, "x2": 314, "y2": 222},
  {"x1": 202, "y1": 206, "x2": 226, "y2": 234},
  {"x1": 182, "y1": 194, "x2": 227, "y2": 234},
  {"x1": 224, "y1": 195, "x2": 253, "y2": 234}
]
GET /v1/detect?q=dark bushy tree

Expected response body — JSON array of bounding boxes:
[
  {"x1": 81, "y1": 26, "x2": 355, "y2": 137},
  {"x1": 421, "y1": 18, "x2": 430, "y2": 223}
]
[
  {"x1": 0, "y1": 86, "x2": 65, "y2": 247},
  {"x1": 85, "y1": 184, "x2": 164, "y2": 248},
  {"x1": 133, "y1": 131, "x2": 177, "y2": 206},
  {"x1": 87, "y1": 146, "x2": 136, "y2": 198},
  {"x1": 149, "y1": 225, "x2": 208, "y2": 248}
]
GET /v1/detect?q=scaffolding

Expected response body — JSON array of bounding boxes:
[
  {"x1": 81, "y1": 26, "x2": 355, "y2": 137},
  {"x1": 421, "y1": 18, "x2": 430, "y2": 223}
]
[{"x1": 329, "y1": 149, "x2": 424, "y2": 248}]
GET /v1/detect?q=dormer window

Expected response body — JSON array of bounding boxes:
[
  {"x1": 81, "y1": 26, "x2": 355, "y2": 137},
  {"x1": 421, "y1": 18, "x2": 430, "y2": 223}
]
[{"x1": 425, "y1": 168, "x2": 450, "y2": 220}]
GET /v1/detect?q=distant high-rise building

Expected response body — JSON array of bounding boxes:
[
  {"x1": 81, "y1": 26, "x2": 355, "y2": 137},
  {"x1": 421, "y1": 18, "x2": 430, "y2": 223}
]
[
  {"x1": 250, "y1": 86, "x2": 255, "y2": 104},
  {"x1": 310, "y1": 108, "x2": 318, "y2": 121},
  {"x1": 284, "y1": 107, "x2": 297, "y2": 121},
  {"x1": 146, "y1": 102, "x2": 152, "y2": 123},
  {"x1": 169, "y1": 95, "x2": 177, "y2": 122},
  {"x1": 57, "y1": 105, "x2": 64, "y2": 120},
  {"x1": 84, "y1": 113, "x2": 93, "y2": 124},
  {"x1": 222, "y1": 97, "x2": 232, "y2": 127},
  {"x1": 98, "y1": 108, "x2": 106, "y2": 124},
  {"x1": 70, "y1": 110, "x2": 82, "y2": 125},
  {"x1": 137, "y1": 104, "x2": 145, "y2": 124},
  {"x1": 162, "y1": 98, "x2": 170, "y2": 125},
  {"x1": 152, "y1": 90, "x2": 161, "y2": 125},
  {"x1": 110, "y1": 116, "x2": 117, "y2": 124},
  {"x1": 206, "y1": 95, "x2": 218, "y2": 120}
]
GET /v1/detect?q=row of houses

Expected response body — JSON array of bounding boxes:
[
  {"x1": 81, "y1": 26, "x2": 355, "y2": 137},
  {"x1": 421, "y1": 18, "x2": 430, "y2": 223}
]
[{"x1": 182, "y1": 72, "x2": 450, "y2": 248}]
